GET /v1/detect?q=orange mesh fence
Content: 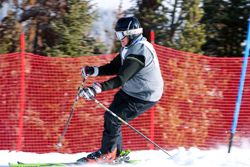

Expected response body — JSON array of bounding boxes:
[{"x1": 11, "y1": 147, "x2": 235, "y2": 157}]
[{"x1": 0, "y1": 44, "x2": 250, "y2": 153}]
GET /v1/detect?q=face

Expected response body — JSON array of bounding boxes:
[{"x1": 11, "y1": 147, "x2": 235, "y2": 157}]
[{"x1": 120, "y1": 36, "x2": 129, "y2": 47}]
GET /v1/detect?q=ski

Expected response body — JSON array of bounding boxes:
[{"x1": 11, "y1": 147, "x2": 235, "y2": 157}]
[
  {"x1": 9, "y1": 150, "x2": 140, "y2": 167},
  {"x1": 9, "y1": 160, "x2": 140, "y2": 167},
  {"x1": 9, "y1": 162, "x2": 77, "y2": 167}
]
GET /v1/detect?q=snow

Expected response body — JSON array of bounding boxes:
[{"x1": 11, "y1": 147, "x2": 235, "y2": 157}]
[{"x1": 1, "y1": 143, "x2": 250, "y2": 167}]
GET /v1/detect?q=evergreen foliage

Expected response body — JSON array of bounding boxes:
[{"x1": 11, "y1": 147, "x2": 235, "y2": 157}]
[
  {"x1": 129, "y1": 0, "x2": 250, "y2": 56},
  {"x1": 1, "y1": 0, "x2": 250, "y2": 57},
  {"x1": 202, "y1": 0, "x2": 250, "y2": 57},
  {"x1": 0, "y1": 12, "x2": 21, "y2": 54},
  {"x1": 177, "y1": 0, "x2": 206, "y2": 54},
  {"x1": 127, "y1": 0, "x2": 169, "y2": 45},
  {"x1": 129, "y1": 0, "x2": 205, "y2": 54},
  {"x1": 0, "y1": 0, "x2": 106, "y2": 56},
  {"x1": 164, "y1": 0, "x2": 184, "y2": 47},
  {"x1": 44, "y1": 0, "x2": 106, "y2": 57}
]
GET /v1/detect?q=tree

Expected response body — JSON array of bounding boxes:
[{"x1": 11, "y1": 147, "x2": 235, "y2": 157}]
[
  {"x1": 0, "y1": 0, "x2": 106, "y2": 56},
  {"x1": 1, "y1": 0, "x2": 71, "y2": 55},
  {"x1": 44, "y1": 0, "x2": 107, "y2": 57},
  {"x1": 0, "y1": 11, "x2": 21, "y2": 54},
  {"x1": 127, "y1": 0, "x2": 169, "y2": 45},
  {"x1": 165, "y1": 0, "x2": 184, "y2": 47},
  {"x1": 202, "y1": 0, "x2": 250, "y2": 57},
  {"x1": 128, "y1": 0, "x2": 205, "y2": 52},
  {"x1": 176, "y1": 0, "x2": 206, "y2": 54},
  {"x1": 0, "y1": 0, "x2": 22, "y2": 53}
]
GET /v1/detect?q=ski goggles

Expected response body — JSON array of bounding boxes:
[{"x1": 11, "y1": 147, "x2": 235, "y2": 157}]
[
  {"x1": 115, "y1": 28, "x2": 143, "y2": 40},
  {"x1": 115, "y1": 31, "x2": 127, "y2": 40}
]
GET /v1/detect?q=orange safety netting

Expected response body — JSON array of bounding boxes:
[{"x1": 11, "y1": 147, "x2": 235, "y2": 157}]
[{"x1": 0, "y1": 44, "x2": 250, "y2": 153}]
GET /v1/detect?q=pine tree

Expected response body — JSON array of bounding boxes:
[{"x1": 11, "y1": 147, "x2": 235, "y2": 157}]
[
  {"x1": 127, "y1": 0, "x2": 169, "y2": 45},
  {"x1": 0, "y1": 0, "x2": 106, "y2": 56},
  {"x1": 176, "y1": 0, "x2": 206, "y2": 54},
  {"x1": 202, "y1": 0, "x2": 250, "y2": 57},
  {"x1": 128, "y1": 0, "x2": 204, "y2": 51},
  {"x1": 165, "y1": 0, "x2": 184, "y2": 47},
  {"x1": 0, "y1": 11, "x2": 21, "y2": 53},
  {"x1": 0, "y1": 0, "x2": 22, "y2": 53},
  {"x1": 44, "y1": 0, "x2": 103, "y2": 57},
  {"x1": 14, "y1": 0, "x2": 70, "y2": 55}
]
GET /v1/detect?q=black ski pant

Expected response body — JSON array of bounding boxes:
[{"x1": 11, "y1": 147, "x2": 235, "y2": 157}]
[{"x1": 100, "y1": 90, "x2": 157, "y2": 154}]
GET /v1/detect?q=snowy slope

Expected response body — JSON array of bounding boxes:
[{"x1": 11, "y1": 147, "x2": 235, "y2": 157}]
[{"x1": 1, "y1": 143, "x2": 250, "y2": 167}]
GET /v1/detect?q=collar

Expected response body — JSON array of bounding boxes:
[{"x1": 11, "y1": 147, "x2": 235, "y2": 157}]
[{"x1": 124, "y1": 35, "x2": 144, "y2": 49}]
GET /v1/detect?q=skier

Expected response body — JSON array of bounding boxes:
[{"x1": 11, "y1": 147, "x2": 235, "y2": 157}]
[{"x1": 78, "y1": 16, "x2": 164, "y2": 163}]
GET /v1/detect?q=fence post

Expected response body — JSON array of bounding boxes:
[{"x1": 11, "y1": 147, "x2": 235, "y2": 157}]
[
  {"x1": 149, "y1": 30, "x2": 155, "y2": 149},
  {"x1": 17, "y1": 31, "x2": 26, "y2": 151},
  {"x1": 150, "y1": 30, "x2": 155, "y2": 44},
  {"x1": 149, "y1": 107, "x2": 155, "y2": 150}
]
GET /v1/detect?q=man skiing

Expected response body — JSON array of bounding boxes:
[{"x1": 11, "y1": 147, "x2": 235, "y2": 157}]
[{"x1": 78, "y1": 16, "x2": 164, "y2": 163}]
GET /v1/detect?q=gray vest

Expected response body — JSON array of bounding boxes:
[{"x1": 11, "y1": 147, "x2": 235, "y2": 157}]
[{"x1": 121, "y1": 38, "x2": 164, "y2": 102}]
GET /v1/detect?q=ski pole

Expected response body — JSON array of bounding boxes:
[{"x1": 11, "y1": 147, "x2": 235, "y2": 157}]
[
  {"x1": 92, "y1": 97, "x2": 172, "y2": 157},
  {"x1": 56, "y1": 79, "x2": 86, "y2": 149}
]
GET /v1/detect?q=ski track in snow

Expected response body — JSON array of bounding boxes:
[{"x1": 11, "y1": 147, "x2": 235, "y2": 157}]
[{"x1": 1, "y1": 144, "x2": 250, "y2": 167}]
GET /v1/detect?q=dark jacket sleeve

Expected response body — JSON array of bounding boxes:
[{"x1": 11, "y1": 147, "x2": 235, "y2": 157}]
[
  {"x1": 98, "y1": 54, "x2": 121, "y2": 76},
  {"x1": 100, "y1": 54, "x2": 145, "y2": 91}
]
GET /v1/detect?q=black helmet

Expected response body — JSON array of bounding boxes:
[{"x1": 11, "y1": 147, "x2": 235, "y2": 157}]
[{"x1": 115, "y1": 16, "x2": 143, "y2": 40}]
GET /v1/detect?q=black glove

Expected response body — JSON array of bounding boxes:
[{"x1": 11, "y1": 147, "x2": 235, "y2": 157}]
[
  {"x1": 81, "y1": 66, "x2": 94, "y2": 78},
  {"x1": 81, "y1": 66, "x2": 99, "y2": 78},
  {"x1": 79, "y1": 82, "x2": 102, "y2": 100}
]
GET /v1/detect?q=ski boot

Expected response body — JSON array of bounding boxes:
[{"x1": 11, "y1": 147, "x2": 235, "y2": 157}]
[
  {"x1": 77, "y1": 149, "x2": 117, "y2": 164},
  {"x1": 113, "y1": 149, "x2": 131, "y2": 164}
]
